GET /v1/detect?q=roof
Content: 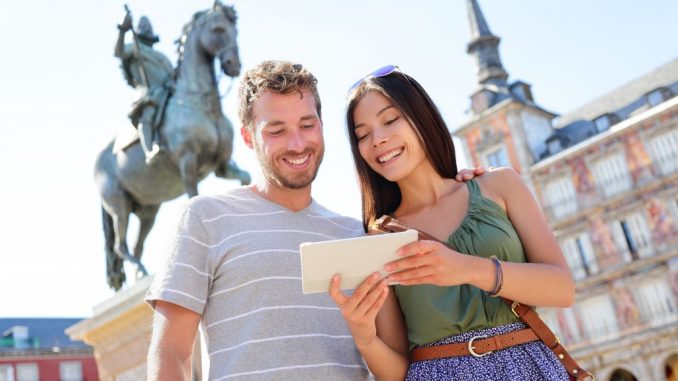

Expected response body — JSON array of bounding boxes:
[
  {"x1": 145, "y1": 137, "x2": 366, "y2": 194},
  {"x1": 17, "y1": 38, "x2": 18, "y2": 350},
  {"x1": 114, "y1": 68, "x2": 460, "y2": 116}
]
[
  {"x1": 555, "y1": 57, "x2": 678, "y2": 128},
  {"x1": 0, "y1": 318, "x2": 89, "y2": 351}
]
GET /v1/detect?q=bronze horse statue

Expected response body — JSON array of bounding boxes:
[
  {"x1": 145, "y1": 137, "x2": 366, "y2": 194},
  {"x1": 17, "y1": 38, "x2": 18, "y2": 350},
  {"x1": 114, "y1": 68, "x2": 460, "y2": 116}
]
[{"x1": 95, "y1": 3, "x2": 249, "y2": 291}]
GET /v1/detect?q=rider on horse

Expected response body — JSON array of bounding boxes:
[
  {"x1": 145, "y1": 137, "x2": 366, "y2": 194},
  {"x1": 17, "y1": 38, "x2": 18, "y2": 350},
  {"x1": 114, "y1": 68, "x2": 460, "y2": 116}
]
[{"x1": 115, "y1": 11, "x2": 174, "y2": 163}]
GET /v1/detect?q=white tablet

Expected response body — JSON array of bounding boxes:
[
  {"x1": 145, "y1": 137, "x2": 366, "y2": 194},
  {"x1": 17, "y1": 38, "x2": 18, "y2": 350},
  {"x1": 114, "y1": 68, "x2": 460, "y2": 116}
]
[{"x1": 299, "y1": 229, "x2": 418, "y2": 294}]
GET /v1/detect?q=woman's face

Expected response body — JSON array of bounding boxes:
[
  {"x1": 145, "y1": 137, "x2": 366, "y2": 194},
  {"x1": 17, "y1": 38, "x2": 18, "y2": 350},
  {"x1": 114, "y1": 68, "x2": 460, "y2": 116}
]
[{"x1": 352, "y1": 91, "x2": 427, "y2": 182}]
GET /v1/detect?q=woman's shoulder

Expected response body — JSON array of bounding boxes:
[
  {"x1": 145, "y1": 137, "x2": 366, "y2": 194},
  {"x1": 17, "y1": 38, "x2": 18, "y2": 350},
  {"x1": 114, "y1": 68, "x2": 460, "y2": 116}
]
[
  {"x1": 473, "y1": 167, "x2": 525, "y2": 207},
  {"x1": 475, "y1": 166, "x2": 521, "y2": 189}
]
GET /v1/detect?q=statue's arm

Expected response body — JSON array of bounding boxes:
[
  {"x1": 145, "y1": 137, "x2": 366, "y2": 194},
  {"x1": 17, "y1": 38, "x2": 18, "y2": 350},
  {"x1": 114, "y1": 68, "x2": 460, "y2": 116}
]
[
  {"x1": 147, "y1": 300, "x2": 200, "y2": 381},
  {"x1": 114, "y1": 13, "x2": 133, "y2": 58}
]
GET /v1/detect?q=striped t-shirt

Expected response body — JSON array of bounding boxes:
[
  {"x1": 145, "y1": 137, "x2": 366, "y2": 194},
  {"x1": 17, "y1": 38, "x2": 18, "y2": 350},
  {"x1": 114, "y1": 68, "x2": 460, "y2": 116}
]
[{"x1": 146, "y1": 187, "x2": 369, "y2": 380}]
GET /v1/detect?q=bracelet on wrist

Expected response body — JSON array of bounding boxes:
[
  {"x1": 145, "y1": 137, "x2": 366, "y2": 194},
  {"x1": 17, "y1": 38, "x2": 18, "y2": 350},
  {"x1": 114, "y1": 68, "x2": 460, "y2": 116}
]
[{"x1": 487, "y1": 255, "x2": 503, "y2": 297}]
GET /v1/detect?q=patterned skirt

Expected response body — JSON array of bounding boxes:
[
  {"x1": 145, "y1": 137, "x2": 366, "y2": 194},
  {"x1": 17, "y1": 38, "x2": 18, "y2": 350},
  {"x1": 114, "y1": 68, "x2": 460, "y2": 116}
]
[{"x1": 405, "y1": 322, "x2": 569, "y2": 381}]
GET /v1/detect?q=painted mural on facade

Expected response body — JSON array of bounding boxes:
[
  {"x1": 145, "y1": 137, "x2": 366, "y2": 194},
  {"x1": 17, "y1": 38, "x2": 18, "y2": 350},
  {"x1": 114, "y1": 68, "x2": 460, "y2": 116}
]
[{"x1": 624, "y1": 131, "x2": 654, "y2": 183}]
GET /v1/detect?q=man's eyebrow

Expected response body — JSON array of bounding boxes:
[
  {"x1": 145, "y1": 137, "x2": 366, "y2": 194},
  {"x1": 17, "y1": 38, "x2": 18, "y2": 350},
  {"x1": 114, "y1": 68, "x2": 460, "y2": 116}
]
[
  {"x1": 263, "y1": 120, "x2": 285, "y2": 128},
  {"x1": 263, "y1": 115, "x2": 318, "y2": 128}
]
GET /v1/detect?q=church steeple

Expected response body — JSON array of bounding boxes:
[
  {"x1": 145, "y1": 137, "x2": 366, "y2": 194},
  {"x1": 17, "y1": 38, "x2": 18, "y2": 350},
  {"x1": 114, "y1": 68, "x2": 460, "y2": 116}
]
[{"x1": 466, "y1": 0, "x2": 508, "y2": 88}]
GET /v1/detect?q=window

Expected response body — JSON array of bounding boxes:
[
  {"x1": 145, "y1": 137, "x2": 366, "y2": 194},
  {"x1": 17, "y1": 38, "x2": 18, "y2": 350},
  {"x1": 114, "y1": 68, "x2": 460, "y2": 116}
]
[
  {"x1": 633, "y1": 279, "x2": 676, "y2": 324},
  {"x1": 560, "y1": 307, "x2": 583, "y2": 344},
  {"x1": 537, "y1": 308, "x2": 562, "y2": 343},
  {"x1": 592, "y1": 153, "x2": 632, "y2": 197},
  {"x1": 650, "y1": 129, "x2": 678, "y2": 175},
  {"x1": 610, "y1": 213, "x2": 653, "y2": 262},
  {"x1": 594, "y1": 115, "x2": 610, "y2": 133},
  {"x1": 15, "y1": 364, "x2": 38, "y2": 381},
  {"x1": 578, "y1": 294, "x2": 619, "y2": 340},
  {"x1": 647, "y1": 88, "x2": 668, "y2": 107},
  {"x1": 59, "y1": 361, "x2": 83, "y2": 381},
  {"x1": 544, "y1": 177, "x2": 577, "y2": 219},
  {"x1": 670, "y1": 197, "x2": 678, "y2": 227},
  {"x1": 484, "y1": 146, "x2": 509, "y2": 168},
  {"x1": 547, "y1": 139, "x2": 562, "y2": 155},
  {"x1": 0, "y1": 365, "x2": 14, "y2": 381},
  {"x1": 562, "y1": 233, "x2": 599, "y2": 280}
]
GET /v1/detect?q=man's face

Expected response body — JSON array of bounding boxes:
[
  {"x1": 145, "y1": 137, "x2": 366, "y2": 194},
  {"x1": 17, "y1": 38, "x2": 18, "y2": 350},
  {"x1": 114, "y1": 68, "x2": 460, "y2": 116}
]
[{"x1": 243, "y1": 89, "x2": 324, "y2": 190}]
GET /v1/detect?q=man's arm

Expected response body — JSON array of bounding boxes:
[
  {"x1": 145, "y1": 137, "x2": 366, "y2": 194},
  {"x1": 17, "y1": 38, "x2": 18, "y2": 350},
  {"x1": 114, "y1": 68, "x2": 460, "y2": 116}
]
[{"x1": 147, "y1": 300, "x2": 201, "y2": 381}]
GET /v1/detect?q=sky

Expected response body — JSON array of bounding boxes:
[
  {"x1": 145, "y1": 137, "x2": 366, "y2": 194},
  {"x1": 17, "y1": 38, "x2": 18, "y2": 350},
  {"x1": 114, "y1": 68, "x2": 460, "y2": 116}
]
[{"x1": 0, "y1": 0, "x2": 677, "y2": 318}]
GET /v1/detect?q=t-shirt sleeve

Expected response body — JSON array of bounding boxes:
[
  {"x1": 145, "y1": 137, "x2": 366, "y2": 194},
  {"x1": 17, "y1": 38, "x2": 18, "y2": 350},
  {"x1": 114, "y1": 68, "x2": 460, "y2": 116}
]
[{"x1": 145, "y1": 204, "x2": 213, "y2": 315}]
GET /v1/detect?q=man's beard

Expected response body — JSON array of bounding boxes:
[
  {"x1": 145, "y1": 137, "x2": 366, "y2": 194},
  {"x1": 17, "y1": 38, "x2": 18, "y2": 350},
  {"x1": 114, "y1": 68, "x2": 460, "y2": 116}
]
[{"x1": 256, "y1": 147, "x2": 324, "y2": 190}]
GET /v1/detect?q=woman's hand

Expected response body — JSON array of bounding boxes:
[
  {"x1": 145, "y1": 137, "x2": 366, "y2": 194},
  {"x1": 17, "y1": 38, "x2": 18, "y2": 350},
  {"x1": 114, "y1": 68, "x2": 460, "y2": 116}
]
[
  {"x1": 329, "y1": 272, "x2": 390, "y2": 347},
  {"x1": 384, "y1": 240, "x2": 475, "y2": 286}
]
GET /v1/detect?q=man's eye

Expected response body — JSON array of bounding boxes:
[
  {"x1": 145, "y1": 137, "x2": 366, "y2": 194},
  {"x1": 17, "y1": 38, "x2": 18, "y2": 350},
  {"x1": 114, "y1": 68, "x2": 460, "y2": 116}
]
[
  {"x1": 301, "y1": 124, "x2": 314, "y2": 129},
  {"x1": 269, "y1": 130, "x2": 283, "y2": 136}
]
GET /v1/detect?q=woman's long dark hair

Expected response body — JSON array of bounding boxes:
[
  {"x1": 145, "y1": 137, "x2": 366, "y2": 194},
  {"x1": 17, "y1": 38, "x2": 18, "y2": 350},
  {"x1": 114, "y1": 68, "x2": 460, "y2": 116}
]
[{"x1": 346, "y1": 71, "x2": 458, "y2": 231}]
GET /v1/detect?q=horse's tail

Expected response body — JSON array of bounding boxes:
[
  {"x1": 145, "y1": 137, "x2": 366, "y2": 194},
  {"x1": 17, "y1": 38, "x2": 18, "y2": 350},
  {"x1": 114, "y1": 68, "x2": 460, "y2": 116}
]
[{"x1": 102, "y1": 206, "x2": 125, "y2": 290}]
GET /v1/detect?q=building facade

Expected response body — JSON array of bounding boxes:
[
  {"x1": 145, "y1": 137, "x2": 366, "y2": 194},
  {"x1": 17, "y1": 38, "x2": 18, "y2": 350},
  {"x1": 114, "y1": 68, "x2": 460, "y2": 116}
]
[
  {"x1": 454, "y1": 2, "x2": 678, "y2": 380},
  {"x1": 1, "y1": 319, "x2": 99, "y2": 381}
]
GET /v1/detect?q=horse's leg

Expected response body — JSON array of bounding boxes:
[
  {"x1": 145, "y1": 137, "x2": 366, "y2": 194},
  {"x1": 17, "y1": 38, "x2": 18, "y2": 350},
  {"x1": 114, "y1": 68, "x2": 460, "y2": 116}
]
[
  {"x1": 102, "y1": 206, "x2": 126, "y2": 291},
  {"x1": 133, "y1": 204, "x2": 160, "y2": 278},
  {"x1": 216, "y1": 159, "x2": 251, "y2": 185},
  {"x1": 110, "y1": 196, "x2": 149, "y2": 276},
  {"x1": 179, "y1": 152, "x2": 199, "y2": 197}
]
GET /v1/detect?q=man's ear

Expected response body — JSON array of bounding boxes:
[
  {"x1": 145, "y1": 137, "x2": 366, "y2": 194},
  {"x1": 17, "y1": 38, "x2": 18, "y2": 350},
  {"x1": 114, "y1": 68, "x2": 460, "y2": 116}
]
[{"x1": 241, "y1": 126, "x2": 254, "y2": 149}]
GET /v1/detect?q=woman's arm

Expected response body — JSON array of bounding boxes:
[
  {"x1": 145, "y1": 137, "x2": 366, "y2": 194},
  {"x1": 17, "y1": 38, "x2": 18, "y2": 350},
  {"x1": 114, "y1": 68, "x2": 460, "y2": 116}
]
[
  {"x1": 385, "y1": 167, "x2": 574, "y2": 308},
  {"x1": 329, "y1": 273, "x2": 409, "y2": 380}
]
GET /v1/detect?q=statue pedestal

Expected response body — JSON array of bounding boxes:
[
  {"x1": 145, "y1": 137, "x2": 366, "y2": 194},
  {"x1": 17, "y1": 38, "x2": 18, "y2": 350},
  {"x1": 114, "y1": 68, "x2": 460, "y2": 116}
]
[{"x1": 66, "y1": 277, "x2": 155, "y2": 381}]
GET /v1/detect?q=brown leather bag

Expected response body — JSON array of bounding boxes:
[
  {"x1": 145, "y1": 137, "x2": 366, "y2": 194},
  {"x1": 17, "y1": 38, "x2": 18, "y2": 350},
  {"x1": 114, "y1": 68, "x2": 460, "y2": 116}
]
[{"x1": 374, "y1": 215, "x2": 594, "y2": 381}]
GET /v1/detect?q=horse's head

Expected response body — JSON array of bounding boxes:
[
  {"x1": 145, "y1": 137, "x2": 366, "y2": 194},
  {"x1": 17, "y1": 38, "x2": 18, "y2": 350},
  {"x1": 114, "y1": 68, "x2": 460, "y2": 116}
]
[{"x1": 199, "y1": 2, "x2": 241, "y2": 77}]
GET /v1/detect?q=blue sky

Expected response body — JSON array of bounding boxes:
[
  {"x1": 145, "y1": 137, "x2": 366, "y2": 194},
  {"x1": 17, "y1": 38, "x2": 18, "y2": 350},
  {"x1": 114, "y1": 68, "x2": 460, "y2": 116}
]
[{"x1": 1, "y1": 0, "x2": 676, "y2": 317}]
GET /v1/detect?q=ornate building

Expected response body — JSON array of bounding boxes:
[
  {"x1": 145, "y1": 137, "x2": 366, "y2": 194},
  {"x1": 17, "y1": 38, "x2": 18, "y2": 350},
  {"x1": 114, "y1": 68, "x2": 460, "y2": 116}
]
[
  {"x1": 454, "y1": 2, "x2": 678, "y2": 380},
  {"x1": 0, "y1": 318, "x2": 99, "y2": 381}
]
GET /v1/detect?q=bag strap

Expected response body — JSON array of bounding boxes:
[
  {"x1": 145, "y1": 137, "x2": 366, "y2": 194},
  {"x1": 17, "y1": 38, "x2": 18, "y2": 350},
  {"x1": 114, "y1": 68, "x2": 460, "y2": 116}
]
[{"x1": 374, "y1": 215, "x2": 593, "y2": 381}]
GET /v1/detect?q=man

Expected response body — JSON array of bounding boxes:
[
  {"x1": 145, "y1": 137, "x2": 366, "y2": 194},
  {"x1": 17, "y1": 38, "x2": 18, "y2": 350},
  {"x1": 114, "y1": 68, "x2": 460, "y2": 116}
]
[
  {"x1": 114, "y1": 11, "x2": 173, "y2": 163},
  {"x1": 145, "y1": 60, "x2": 483, "y2": 380}
]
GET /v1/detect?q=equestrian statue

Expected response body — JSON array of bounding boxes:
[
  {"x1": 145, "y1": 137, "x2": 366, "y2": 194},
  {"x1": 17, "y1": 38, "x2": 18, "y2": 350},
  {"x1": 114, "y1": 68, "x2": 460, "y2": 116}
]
[{"x1": 95, "y1": 2, "x2": 250, "y2": 291}]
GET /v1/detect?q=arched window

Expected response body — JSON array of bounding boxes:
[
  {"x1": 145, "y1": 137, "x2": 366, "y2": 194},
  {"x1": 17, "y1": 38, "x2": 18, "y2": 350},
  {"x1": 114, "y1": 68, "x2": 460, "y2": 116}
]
[{"x1": 609, "y1": 368, "x2": 638, "y2": 381}]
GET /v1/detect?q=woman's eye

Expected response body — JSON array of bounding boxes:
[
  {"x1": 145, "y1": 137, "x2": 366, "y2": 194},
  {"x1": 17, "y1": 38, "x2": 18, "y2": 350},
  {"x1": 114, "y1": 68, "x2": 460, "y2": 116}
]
[
  {"x1": 269, "y1": 130, "x2": 283, "y2": 136},
  {"x1": 385, "y1": 116, "x2": 399, "y2": 125}
]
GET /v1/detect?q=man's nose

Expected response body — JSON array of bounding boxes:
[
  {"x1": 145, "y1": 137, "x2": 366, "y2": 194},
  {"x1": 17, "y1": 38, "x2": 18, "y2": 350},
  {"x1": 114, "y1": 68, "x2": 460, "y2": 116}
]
[{"x1": 287, "y1": 130, "x2": 306, "y2": 151}]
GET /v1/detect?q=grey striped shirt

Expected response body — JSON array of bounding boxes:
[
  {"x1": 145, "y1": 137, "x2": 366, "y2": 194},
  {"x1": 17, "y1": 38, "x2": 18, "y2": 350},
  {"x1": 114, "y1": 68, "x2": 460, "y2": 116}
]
[{"x1": 146, "y1": 187, "x2": 369, "y2": 380}]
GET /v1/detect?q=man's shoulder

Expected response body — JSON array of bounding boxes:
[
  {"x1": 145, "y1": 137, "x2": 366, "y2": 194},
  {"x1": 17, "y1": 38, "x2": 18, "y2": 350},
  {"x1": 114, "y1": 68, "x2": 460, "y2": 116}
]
[
  {"x1": 182, "y1": 187, "x2": 258, "y2": 215},
  {"x1": 308, "y1": 201, "x2": 363, "y2": 235}
]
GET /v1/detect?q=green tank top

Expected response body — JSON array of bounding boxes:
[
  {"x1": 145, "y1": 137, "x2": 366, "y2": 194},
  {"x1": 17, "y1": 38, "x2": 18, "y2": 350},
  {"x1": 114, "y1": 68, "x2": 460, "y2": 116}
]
[{"x1": 393, "y1": 179, "x2": 524, "y2": 349}]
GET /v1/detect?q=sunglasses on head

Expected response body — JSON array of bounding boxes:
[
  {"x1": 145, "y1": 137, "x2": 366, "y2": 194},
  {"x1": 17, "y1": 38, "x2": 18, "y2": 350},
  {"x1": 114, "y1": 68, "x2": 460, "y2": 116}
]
[{"x1": 347, "y1": 64, "x2": 401, "y2": 95}]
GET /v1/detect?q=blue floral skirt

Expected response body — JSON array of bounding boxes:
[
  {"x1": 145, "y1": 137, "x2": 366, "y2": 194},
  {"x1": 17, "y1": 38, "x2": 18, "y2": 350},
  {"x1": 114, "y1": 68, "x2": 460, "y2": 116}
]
[{"x1": 406, "y1": 322, "x2": 569, "y2": 381}]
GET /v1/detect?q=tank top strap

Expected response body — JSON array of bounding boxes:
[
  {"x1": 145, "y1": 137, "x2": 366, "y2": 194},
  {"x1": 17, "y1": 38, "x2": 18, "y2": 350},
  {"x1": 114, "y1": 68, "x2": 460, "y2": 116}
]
[{"x1": 465, "y1": 178, "x2": 482, "y2": 199}]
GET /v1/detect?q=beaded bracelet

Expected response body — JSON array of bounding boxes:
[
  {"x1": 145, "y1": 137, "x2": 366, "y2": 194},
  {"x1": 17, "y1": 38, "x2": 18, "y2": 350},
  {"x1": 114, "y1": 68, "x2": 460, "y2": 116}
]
[{"x1": 487, "y1": 255, "x2": 503, "y2": 297}]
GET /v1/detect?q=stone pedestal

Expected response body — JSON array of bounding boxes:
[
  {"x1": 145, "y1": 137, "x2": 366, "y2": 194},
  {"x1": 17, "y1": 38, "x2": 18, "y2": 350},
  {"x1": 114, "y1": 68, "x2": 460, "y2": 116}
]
[{"x1": 66, "y1": 277, "x2": 154, "y2": 381}]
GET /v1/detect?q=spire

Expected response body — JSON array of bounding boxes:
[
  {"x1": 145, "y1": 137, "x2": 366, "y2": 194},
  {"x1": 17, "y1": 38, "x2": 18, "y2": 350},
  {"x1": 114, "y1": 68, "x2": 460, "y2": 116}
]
[
  {"x1": 466, "y1": 0, "x2": 508, "y2": 88},
  {"x1": 467, "y1": 0, "x2": 493, "y2": 40}
]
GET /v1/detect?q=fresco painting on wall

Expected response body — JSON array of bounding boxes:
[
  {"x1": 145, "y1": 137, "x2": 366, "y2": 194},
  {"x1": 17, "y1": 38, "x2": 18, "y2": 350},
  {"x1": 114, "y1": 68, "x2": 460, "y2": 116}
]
[{"x1": 624, "y1": 132, "x2": 653, "y2": 183}]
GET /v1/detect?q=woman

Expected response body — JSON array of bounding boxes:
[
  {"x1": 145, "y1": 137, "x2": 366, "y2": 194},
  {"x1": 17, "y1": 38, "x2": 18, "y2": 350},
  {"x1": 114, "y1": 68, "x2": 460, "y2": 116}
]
[{"x1": 329, "y1": 66, "x2": 575, "y2": 381}]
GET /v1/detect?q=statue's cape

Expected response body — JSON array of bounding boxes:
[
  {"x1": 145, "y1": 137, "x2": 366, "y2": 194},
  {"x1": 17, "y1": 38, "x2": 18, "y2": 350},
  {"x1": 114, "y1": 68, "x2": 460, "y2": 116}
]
[{"x1": 112, "y1": 125, "x2": 140, "y2": 154}]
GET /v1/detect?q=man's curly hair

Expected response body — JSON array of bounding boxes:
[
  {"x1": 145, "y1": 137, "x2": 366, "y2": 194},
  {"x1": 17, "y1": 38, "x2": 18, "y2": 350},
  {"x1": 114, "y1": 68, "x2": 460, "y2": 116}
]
[{"x1": 238, "y1": 60, "x2": 322, "y2": 129}]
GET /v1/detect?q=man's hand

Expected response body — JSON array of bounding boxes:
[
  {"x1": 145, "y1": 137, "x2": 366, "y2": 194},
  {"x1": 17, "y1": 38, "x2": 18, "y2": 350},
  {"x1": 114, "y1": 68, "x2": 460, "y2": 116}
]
[
  {"x1": 119, "y1": 13, "x2": 133, "y2": 32},
  {"x1": 455, "y1": 166, "x2": 487, "y2": 182}
]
